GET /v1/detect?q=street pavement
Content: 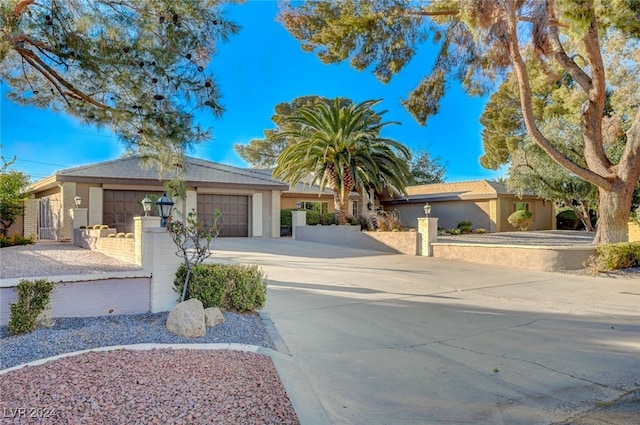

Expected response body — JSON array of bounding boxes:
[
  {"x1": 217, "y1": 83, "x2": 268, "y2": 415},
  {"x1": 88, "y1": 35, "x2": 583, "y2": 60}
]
[{"x1": 214, "y1": 238, "x2": 640, "y2": 425}]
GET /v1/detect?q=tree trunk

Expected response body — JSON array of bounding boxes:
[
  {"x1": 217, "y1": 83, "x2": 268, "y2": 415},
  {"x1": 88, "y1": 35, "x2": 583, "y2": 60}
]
[
  {"x1": 593, "y1": 187, "x2": 633, "y2": 244},
  {"x1": 333, "y1": 190, "x2": 351, "y2": 225},
  {"x1": 569, "y1": 200, "x2": 595, "y2": 232}
]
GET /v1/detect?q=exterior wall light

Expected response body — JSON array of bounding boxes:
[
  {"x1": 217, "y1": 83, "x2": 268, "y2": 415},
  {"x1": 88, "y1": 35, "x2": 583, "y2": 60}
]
[
  {"x1": 423, "y1": 202, "x2": 432, "y2": 217},
  {"x1": 74, "y1": 195, "x2": 82, "y2": 208},
  {"x1": 141, "y1": 195, "x2": 153, "y2": 217},
  {"x1": 155, "y1": 192, "x2": 174, "y2": 227}
]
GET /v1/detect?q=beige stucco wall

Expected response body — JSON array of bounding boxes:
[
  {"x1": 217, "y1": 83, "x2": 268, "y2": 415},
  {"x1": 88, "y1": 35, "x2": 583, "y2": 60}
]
[
  {"x1": 499, "y1": 197, "x2": 553, "y2": 231},
  {"x1": 629, "y1": 222, "x2": 640, "y2": 242},
  {"x1": 432, "y1": 243, "x2": 595, "y2": 272},
  {"x1": 392, "y1": 200, "x2": 492, "y2": 231}
]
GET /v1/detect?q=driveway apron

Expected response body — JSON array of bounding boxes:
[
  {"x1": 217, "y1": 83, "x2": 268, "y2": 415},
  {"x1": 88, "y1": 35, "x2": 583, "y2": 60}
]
[{"x1": 214, "y1": 238, "x2": 640, "y2": 425}]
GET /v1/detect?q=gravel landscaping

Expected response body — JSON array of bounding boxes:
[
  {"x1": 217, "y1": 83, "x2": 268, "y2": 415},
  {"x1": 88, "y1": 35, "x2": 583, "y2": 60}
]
[
  {"x1": 0, "y1": 312, "x2": 299, "y2": 424},
  {"x1": 0, "y1": 243, "x2": 299, "y2": 424}
]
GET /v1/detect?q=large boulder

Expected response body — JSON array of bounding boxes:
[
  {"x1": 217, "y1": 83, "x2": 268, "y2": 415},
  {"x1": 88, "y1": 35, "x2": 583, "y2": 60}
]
[
  {"x1": 204, "y1": 307, "x2": 225, "y2": 327},
  {"x1": 166, "y1": 299, "x2": 206, "y2": 338}
]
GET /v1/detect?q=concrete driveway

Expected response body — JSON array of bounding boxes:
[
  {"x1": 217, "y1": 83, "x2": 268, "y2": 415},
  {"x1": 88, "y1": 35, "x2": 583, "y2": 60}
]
[{"x1": 214, "y1": 238, "x2": 640, "y2": 425}]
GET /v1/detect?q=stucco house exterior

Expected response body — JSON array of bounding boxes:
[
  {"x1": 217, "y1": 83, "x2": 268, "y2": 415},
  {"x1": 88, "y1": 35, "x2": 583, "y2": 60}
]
[
  {"x1": 380, "y1": 180, "x2": 555, "y2": 232},
  {"x1": 251, "y1": 169, "x2": 360, "y2": 216},
  {"x1": 24, "y1": 156, "x2": 288, "y2": 240}
]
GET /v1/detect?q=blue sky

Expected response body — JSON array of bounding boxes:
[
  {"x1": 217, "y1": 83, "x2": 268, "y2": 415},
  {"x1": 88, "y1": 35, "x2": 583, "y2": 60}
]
[{"x1": 1, "y1": 0, "x2": 504, "y2": 183}]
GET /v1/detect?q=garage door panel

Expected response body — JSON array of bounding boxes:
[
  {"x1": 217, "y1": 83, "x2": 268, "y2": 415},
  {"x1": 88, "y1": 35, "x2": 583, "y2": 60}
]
[{"x1": 197, "y1": 194, "x2": 249, "y2": 237}]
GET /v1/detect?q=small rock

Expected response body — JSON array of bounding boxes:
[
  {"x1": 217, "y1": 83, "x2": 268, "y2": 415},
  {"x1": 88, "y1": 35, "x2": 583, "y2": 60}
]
[
  {"x1": 166, "y1": 299, "x2": 205, "y2": 338},
  {"x1": 204, "y1": 307, "x2": 225, "y2": 327}
]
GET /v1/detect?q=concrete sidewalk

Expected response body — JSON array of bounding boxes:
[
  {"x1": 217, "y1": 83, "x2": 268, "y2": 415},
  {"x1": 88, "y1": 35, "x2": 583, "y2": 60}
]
[{"x1": 215, "y1": 238, "x2": 640, "y2": 425}]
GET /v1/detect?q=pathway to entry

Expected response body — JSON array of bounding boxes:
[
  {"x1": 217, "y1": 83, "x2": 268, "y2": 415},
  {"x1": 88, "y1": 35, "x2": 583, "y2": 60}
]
[{"x1": 214, "y1": 238, "x2": 640, "y2": 425}]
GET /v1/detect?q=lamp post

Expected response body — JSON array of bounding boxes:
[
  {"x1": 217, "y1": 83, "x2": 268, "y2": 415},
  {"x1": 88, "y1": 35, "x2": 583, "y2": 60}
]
[
  {"x1": 74, "y1": 195, "x2": 82, "y2": 208},
  {"x1": 141, "y1": 196, "x2": 152, "y2": 217},
  {"x1": 423, "y1": 202, "x2": 432, "y2": 217},
  {"x1": 156, "y1": 192, "x2": 174, "y2": 227}
]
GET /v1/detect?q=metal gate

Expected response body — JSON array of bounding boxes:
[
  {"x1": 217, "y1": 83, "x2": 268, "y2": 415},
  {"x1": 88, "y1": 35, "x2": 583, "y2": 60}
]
[{"x1": 38, "y1": 197, "x2": 62, "y2": 240}]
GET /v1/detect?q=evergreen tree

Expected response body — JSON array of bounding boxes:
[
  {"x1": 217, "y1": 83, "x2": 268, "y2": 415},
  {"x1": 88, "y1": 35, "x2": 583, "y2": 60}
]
[
  {"x1": 279, "y1": 0, "x2": 640, "y2": 243},
  {"x1": 1, "y1": 0, "x2": 239, "y2": 169}
]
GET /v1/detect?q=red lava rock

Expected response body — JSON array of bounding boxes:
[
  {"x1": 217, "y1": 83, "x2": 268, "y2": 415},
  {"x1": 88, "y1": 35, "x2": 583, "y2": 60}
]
[{"x1": 0, "y1": 350, "x2": 300, "y2": 424}]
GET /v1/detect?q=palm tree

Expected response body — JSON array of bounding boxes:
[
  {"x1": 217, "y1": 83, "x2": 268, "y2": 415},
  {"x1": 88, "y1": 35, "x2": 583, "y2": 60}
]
[{"x1": 273, "y1": 98, "x2": 412, "y2": 224}]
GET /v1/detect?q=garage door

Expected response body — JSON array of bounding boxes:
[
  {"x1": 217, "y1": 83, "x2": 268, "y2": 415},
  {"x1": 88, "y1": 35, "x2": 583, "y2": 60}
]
[
  {"x1": 198, "y1": 194, "x2": 249, "y2": 237},
  {"x1": 103, "y1": 190, "x2": 159, "y2": 233}
]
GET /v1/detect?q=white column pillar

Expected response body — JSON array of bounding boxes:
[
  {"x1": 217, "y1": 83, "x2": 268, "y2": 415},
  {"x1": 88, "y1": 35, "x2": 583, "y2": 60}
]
[
  {"x1": 418, "y1": 217, "x2": 439, "y2": 257},
  {"x1": 89, "y1": 187, "x2": 103, "y2": 226},
  {"x1": 292, "y1": 210, "x2": 307, "y2": 240},
  {"x1": 252, "y1": 193, "x2": 263, "y2": 237}
]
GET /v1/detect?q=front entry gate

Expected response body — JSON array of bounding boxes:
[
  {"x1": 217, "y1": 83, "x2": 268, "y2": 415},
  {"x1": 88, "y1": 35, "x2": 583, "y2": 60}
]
[{"x1": 38, "y1": 197, "x2": 61, "y2": 240}]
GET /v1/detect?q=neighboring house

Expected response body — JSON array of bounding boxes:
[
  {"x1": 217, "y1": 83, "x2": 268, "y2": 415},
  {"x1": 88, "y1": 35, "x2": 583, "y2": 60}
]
[
  {"x1": 251, "y1": 169, "x2": 360, "y2": 216},
  {"x1": 380, "y1": 180, "x2": 555, "y2": 232},
  {"x1": 24, "y1": 156, "x2": 288, "y2": 240}
]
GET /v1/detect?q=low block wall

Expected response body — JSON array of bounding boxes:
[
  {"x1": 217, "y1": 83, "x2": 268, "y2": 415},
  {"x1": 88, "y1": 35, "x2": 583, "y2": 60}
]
[
  {"x1": 432, "y1": 243, "x2": 596, "y2": 272},
  {"x1": 295, "y1": 225, "x2": 418, "y2": 255},
  {"x1": 0, "y1": 274, "x2": 151, "y2": 326},
  {"x1": 75, "y1": 229, "x2": 136, "y2": 264}
]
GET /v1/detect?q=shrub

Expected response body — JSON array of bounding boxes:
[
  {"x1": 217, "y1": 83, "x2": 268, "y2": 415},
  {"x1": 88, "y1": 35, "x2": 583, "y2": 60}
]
[
  {"x1": 475, "y1": 228, "x2": 487, "y2": 233},
  {"x1": 593, "y1": 242, "x2": 640, "y2": 271},
  {"x1": 79, "y1": 225, "x2": 87, "y2": 229},
  {"x1": 125, "y1": 233, "x2": 135, "y2": 239},
  {"x1": 376, "y1": 210, "x2": 403, "y2": 231},
  {"x1": 457, "y1": 220, "x2": 473, "y2": 234},
  {"x1": 280, "y1": 209, "x2": 294, "y2": 227},
  {"x1": 93, "y1": 224, "x2": 102, "y2": 230},
  {"x1": 107, "y1": 234, "x2": 116, "y2": 238},
  {"x1": 174, "y1": 263, "x2": 267, "y2": 312},
  {"x1": 100, "y1": 225, "x2": 109, "y2": 229},
  {"x1": 447, "y1": 228, "x2": 461, "y2": 235},
  {"x1": 116, "y1": 232, "x2": 126, "y2": 238},
  {"x1": 281, "y1": 208, "x2": 336, "y2": 227},
  {"x1": 508, "y1": 210, "x2": 534, "y2": 231},
  {"x1": 8, "y1": 279, "x2": 54, "y2": 335},
  {"x1": 0, "y1": 235, "x2": 34, "y2": 248},
  {"x1": 556, "y1": 209, "x2": 579, "y2": 230}
]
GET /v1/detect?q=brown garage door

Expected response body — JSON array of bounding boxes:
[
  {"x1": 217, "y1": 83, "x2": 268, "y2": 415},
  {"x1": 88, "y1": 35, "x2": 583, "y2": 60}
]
[
  {"x1": 198, "y1": 194, "x2": 249, "y2": 237},
  {"x1": 103, "y1": 190, "x2": 160, "y2": 233}
]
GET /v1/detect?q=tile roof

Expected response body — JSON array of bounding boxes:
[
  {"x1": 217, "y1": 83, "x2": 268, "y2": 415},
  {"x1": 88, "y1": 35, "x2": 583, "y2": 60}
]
[{"x1": 47, "y1": 156, "x2": 288, "y2": 188}]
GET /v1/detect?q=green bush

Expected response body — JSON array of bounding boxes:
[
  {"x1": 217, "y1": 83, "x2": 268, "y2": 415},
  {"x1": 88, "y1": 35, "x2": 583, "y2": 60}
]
[
  {"x1": 0, "y1": 235, "x2": 34, "y2": 248},
  {"x1": 125, "y1": 233, "x2": 135, "y2": 239},
  {"x1": 475, "y1": 228, "x2": 487, "y2": 233},
  {"x1": 100, "y1": 225, "x2": 109, "y2": 230},
  {"x1": 116, "y1": 232, "x2": 126, "y2": 238},
  {"x1": 174, "y1": 263, "x2": 267, "y2": 312},
  {"x1": 457, "y1": 220, "x2": 473, "y2": 234},
  {"x1": 8, "y1": 279, "x2": 54, "y2": 335},
  {"x1": 508, "y1": 210, "x2": 534, "y2": 231},
  {"x1": 595, "y1": 242, "x2": 640, "y2": 271},
  {"x1": 281, "y1": 208, "x2": 336, "y2": 227},
  {"x1": 556, "y1": 209, "x2": 579, "y2": 230},
  {"x1": 93, "y1": 224, "x2": 102, "y2": 229}
]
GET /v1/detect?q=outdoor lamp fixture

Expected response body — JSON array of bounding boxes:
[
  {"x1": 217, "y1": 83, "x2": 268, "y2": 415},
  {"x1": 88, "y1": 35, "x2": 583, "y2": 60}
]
[
  {"x1": 74, "y1": 195, "x2": 82, "y2": 208},
  {"x1": 141, "y1": 195, "x2": 152, "y2": 217},
  {"x1": 423, "y1": 202, "x2": 432, "y2": 217},
  {"x1": 155, "y1": 192, "x2": 174, "y2": 227}
]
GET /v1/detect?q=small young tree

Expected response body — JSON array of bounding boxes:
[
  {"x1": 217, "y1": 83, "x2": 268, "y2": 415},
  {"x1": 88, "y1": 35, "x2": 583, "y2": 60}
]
[{"x1": 167, "y1": 209, "x2": 221, "y2": 302}]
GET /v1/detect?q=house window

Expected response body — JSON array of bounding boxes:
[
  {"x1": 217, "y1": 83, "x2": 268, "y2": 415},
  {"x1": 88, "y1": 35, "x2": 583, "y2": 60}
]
[
  {"x1": 514, "y1": 202, "x2": 530, "y2": 212},
  {"x1": 298, "y1": 201, "x2": 328, "y2": 214},
  {"x1": 352, "y1": 200, "x2": 358, "y2": 217}
]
